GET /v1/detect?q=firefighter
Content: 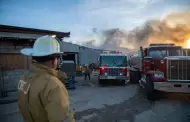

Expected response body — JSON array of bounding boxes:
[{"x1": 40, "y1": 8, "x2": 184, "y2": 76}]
[
  {"x1": 17, "y1": 35, "x2": 75, "y2": 122},
  {"x1": 84, "y1": 65, "x2": 91, "y2": 80}
]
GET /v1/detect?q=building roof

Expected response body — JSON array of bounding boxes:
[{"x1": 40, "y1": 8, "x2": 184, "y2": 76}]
[{"x1": 0, "y1": 24, "x2": 70, "y2": 39}]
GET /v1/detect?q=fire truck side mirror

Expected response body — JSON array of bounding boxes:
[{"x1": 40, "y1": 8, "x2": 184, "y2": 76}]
[{"x1": 138, "y1": 50, "x2": 142, "y2": 60}]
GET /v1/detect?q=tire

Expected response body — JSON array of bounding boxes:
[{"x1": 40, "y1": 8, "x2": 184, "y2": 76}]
[
  {"x1": 145, "y1": 76, "x2": 161, "y2": 101},
  {"x1": 129, "y1": 70, "x2": 134, "y2": 84},
  {"x1": 98, "y1": 79, "x2": 104, "y2": 85},
  {"x1": 121, "y1": 80, "x2": 126, "y2": 85},
  {"x1": 129, "y1": 70, "x2": 140, "y2": 84},
  {"x1": 134, "y1": 71, "x2": 141, "y2": 84}
]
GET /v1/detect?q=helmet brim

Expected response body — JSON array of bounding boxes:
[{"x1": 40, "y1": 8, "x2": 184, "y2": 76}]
[{"x1": 20, "y1": 48, "x2": 63, "y2": 57}]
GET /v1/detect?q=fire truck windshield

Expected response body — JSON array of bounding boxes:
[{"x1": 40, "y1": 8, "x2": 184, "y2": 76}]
[
  {"x1": 100, "y1": 56, "x2": 127, "y2": 67},
  {"x1": 149, "y1": 47, "x2": 182, "y2": 58}
]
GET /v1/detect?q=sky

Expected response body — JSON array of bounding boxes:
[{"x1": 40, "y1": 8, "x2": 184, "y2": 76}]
[{"x1": 0, "y1": 0, "x2": 190, "y2": 44}]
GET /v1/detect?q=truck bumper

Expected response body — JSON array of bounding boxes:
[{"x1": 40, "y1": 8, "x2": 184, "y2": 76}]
[
  {"x1": 99, "y1": 75, "x2": 127, "y2": 80},
  {"x1": 154, "y1": 81, "x2": 190, "y2": 93}
]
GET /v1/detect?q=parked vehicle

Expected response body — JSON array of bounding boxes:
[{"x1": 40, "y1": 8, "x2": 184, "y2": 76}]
[
  {"x1": 60, "y1": 60, "x2": 76, "y2": 90},
  {"x1": 98, "y1": 51, "x2": 129, "y2": 85},
  {"x1": 129, "y1": 43, "x2": 190, "y2": 101}
]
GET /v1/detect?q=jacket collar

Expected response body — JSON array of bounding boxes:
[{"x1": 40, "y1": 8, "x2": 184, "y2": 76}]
[{"x1": 30, "y1": 63, "x2": 59, "y2": 78}]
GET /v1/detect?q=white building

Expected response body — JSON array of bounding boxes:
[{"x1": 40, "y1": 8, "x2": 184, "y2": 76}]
[{"x1": 60, "y1": 41, "x2": 103, "y2": 65}]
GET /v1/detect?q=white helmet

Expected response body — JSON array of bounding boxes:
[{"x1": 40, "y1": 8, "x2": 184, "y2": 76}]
[{"x1": 20, "y1": 35, "x2": 63, "y2": 56}]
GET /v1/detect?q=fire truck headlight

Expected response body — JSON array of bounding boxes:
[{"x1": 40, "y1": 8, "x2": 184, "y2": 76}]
[
  {"x1": 120, "y1": 73, "x2": 123, "y2": 75},
  {"x1": 160, "y1": 60, "x2": 164, "y2": 64},
  {"x1": 105, "y1": 73, "x2": 108, "y2": 75},
  {"x1": 154, "y1": 72, "x2": 164, "y2": 78}
]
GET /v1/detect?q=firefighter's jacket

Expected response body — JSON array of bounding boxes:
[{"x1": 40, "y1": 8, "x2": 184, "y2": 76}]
[
  {"x1": 17, "y1": 63, "x2": 75, "y2": 122},
  {"x1": 58, "y1": 70, "x2": 68, "y2": 83},
  {"x1": 84, "y1": 67, "x2": 90, "y2": 74}
]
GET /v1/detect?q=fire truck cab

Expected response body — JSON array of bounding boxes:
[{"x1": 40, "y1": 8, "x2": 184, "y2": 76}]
[
  {"x1": 129, "y1": 43, "x2": 190, "y2": 101},
  {"x1": 98, "y1": 51, "x2": 128, "y2": 85}
]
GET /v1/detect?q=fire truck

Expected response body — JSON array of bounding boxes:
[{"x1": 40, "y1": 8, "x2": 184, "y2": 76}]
[
  {"x1": 98, "y1": 51, "x2": 128, "y2": 85},
  {"x1": 129, "y1": 43, "x2": 190, "y2": 101}
]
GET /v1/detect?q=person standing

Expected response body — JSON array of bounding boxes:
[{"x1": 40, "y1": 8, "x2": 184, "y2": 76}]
[
  {"x1": 17, "y1": 35, "x2": 75, "y2": 122},
  {"x1": 84, "y1": 65, "x2": 91, "y2": 80}
]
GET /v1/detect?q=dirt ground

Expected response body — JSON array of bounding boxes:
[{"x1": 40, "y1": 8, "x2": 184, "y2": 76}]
[{"x1": 0, "y1": 74, "x2": 190, "y2": 122}]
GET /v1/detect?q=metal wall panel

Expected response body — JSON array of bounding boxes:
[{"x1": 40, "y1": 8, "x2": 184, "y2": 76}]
[
  {"x1": 60, "y1": 41, "x2": 80, "y2": 52},
  {"x1": 0, "y1": 32, "x2": 42, "y2": 39},
  {"x1": 60, "y1": 41, "x2": 103, "y2": 65},
  {"x1": 79, "y1": 46, "x2": 103, "y2": 65}
]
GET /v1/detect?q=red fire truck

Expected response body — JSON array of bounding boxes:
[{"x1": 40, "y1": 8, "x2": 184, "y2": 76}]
[
  {"x1": 98, "y1": 51, "x2": 128, "y2": 85},
  {"x1": 129, "y1": 43, "x2": 190, "y2": 101}
]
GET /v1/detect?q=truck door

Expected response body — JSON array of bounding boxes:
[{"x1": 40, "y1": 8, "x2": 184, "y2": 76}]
[{"x1": 62, "y1": 53, "x2": 79, "y2": 65}]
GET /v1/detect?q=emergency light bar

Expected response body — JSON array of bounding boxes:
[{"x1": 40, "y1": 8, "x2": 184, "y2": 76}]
[
  {"x1": 103, "y1": 51, "x2": 123, "y2": 54},
  {"x1": 103, "y1": 51, "x2": 109, "y2": 54},
  {"x1": 149, "y1": 43, "x2": 175, "y2": 46}
]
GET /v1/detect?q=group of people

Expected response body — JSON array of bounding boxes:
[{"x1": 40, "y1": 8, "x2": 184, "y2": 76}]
[{"x1": 17, "y1": 35, "x2": 76, "y2": 122}]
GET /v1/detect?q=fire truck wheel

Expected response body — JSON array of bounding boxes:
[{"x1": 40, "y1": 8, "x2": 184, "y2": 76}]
[
  {"x1": 145, "y1": 76, "x2": 159, "y2": 101},
  {"x1": 129, "y1": 70, "x2": 134, "y2": 84},
  {"x1": 121, "y1": 80, "x2": 126, "y2": 85},
  {"x1": 98, "y1": 79, "x2": 104, "y2": 85},
  {"x1": 130, "y1": 70, "x2": 139, "y2": 84}
]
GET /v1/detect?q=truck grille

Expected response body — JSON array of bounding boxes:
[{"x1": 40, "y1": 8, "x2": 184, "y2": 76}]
[
  {"x1": 167, "y1": 58, "x2": 190, "y2": 80},
  {"x1": 107, "y1": 68, "x2": 120, "y2": 76}
]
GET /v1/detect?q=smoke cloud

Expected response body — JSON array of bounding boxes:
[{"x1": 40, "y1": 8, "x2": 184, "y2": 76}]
[
  {"x1": 146, "y1": 9, "x2": 190, "y2": 48},
  {"x1": 84, "y1": 9, "x2": 190, "y2": 51}
]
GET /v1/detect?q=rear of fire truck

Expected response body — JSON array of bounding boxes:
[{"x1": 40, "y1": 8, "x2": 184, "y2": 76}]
[
  {"x1": 130, "y1": 43, "x2": 190, "y2": 101},
  {"x1": 98, "y1": 51, "x2": 128, "y2": 85}
]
